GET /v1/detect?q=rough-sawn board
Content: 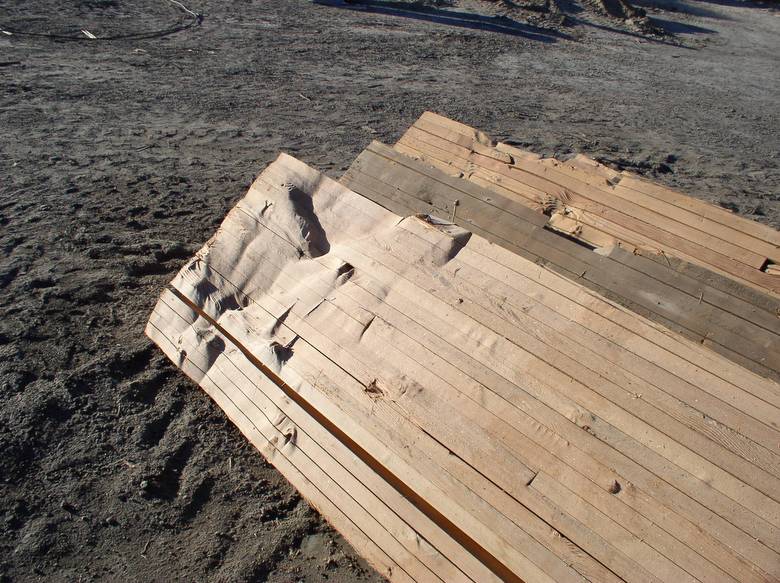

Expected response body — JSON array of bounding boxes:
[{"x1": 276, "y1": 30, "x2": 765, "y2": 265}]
[
  {"x1": 342, "y1": 140, "x2": 780, "y2": 382},
  {"x1": 396, "y1": 112, "x2": 780, "y2": 297}
]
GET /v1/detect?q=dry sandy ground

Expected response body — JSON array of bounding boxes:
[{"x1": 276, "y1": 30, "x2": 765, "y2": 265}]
[{"x1": 0, "y1": 0, "x2": 778, "y2": 581}]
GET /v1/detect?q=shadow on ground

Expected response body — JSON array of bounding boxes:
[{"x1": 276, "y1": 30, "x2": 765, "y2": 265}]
[{"x1": 313, "y1": 0, "x2": 568, "y2": 41}]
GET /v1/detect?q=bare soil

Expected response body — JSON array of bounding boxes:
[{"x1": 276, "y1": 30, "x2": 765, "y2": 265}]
[{"x1": 0, "y1": 0, "x2": 778, "y2": 581}]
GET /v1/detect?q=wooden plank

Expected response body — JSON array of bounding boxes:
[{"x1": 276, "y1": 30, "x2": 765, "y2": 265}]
[
  {"x1": 333, "y1": 270, "x2": 775, "y2": 580},
  {"x1": 216, "y1": 184, "x2": 776, "y2": 580},
  {"x1": 146, "y1": 301, "x2": 425, "y2": 583},
  {"x1": 524, "y1": 234, "x2": 779, "y2": 378},
  {"x1": 181, "y1": 272, "x2": 637, "y2": 580},
  {"x1": 398, "y1": 131, "x2": 549, "y2": 206},
  {"x1": 350, "y1": 154, "x2": 778, "y2": 416},
  {"x1": 465, "y1": 227, "x2": 780, "y2": 420},
  {"x1": 406, "y1": 113, "x2": 780, "y2": 295},
  {"x1": 331, "y1": 232, "x2": 780, "y2": 576},
  {"x1": 220, "y1": 239, "x2": 690, "y2": 582},
  {"x1": 339, "y1": 222, "x2": 780, "y2": 528},
  {"x1": 175, "y1": 200, "x2": 631, "y2": 581},
  {"x1": 231, "y1": 231, "x2": 748, "y2": 582},
  {"x1": 149, "y1": 293, "x2": 500, "y2": 583},
  {"x1": 330, "y1": 277, "x2": 742, "y2": 583},
  {"x1": 277, "y1": 330, "x2": 604, "y2": 583},
  {"x1": 507, "y1": 147, "x2": 780, "y2": 264},
  {"x1": 346, "y1": 163, "x2": 537, "y2": 248},
  {"x1": 408, "y1": 118, "x2": 769, "y2": 270},
  {"x1": 187, "y1": 208, "x2": 538, "y2": 505},
  {"x1": 527, "y1": 472, "x2": 694, "y2": 583},
  {"x1": 548, "y1": 211, "x2": 623, "y2": 249},
  {"x1": 400, "y1": 136, "x2": 766, "y2": 288},
  {"x1": 397, "y1": 134, "x2": 780, "y2": 322},
  {"x1": 302, "y1": 300, "x2": 668, "y2": 583},
  {"x1": 216, "y1": 196, "x2": 778, "y2": 480},
  {"x1": 339, "y1": 168, "x2": 421, "y2": 218},
  {"x1": 349, "y1": 152, "x2": 545, "y2": 249},
  {"x1": 618, "y1": 173, "x2": 780, "y2": 248},
  {"x1": 408, "y1": 218, "x2": 780, "y2": 441},
  {"x1": 403, "y1": 122, "x2": 771, "y2": 275},
  {"x1": 166, "y1": 157, "x2": 620, "y2": 582},
  {"x1": 381, "y1": 225, "x2": 780, "y2": 472},
  {"x1": 424, "y1": 109, "x2": 780, "y2": 250},
  {"x1": 343, "y1": 144, "x2": 780, "y2": 381},
  {"x1": 395, "y1": 139, "x2": 618, "y2": 257},
  {"x1": 177, "y1": 212, "x2": 628, "y2": 583},
  {"x1": 334, "y1": 168, "x2": 780, "y2": 572},
  {"x1": 386, "y1": 143, "x2": 777, "y2": 372},
  {"x1": 335, "y1": 236, "x2": 780, "y2": 574},
  {"x1": 339, "y1": 165, "x2": 548, "y2": 266},
  {"x1": 154, "y1": 286, "x2": 557, "y2": 583},
  {"x1": 607, "y1": 246, "x2": 780, "y2": 337},
  {"x1": 364, "y1": 141, "x2": 548, "y2": 228},
  {"x1": 150, "y1": 152, "x2": 780, "y2": 582},
  {"x1": 173, "y1": 270, "x2": 593, "y2": 583},
  {"x1": 624, "y1": 247, "x2": 780, "y2": 318}
]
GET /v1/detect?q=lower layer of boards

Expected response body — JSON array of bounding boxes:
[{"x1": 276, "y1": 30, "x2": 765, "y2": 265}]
[
  {"x1": 341, "y1": 140, "x2": 780, "y2": 382},
  {"x1": 396, "y1": 111, "x2": 780, "y2": 297}
]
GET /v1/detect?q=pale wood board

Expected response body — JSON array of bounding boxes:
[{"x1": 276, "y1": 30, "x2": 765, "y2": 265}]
[
  {"x1": 399, "y1": 111, "x2": 780, "y2": 297},
  {"x1": 348, "y1": 140, "x2": 780, "y2": 382}
]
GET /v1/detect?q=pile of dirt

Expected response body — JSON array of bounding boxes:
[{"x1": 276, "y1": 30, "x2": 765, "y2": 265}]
[{"x1": 0, "y1": 0, "x2": 777, "y2": 580}]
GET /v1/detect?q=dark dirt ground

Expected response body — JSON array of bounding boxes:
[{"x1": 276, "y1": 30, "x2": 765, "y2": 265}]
[{"x1": 0, "y1": 0, "x2": 778, "y2": 581}]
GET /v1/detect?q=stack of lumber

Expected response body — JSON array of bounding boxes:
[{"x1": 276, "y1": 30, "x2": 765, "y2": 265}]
[
  {"x1": 147, "y1": 152, "x2": 780, "y2": 583},
  {"x1": 342, "y1": 141, "x2": 780, "y2": 381},
  {"x1": 395, "y1": 112, "x2": 780, "y2": 298}
]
